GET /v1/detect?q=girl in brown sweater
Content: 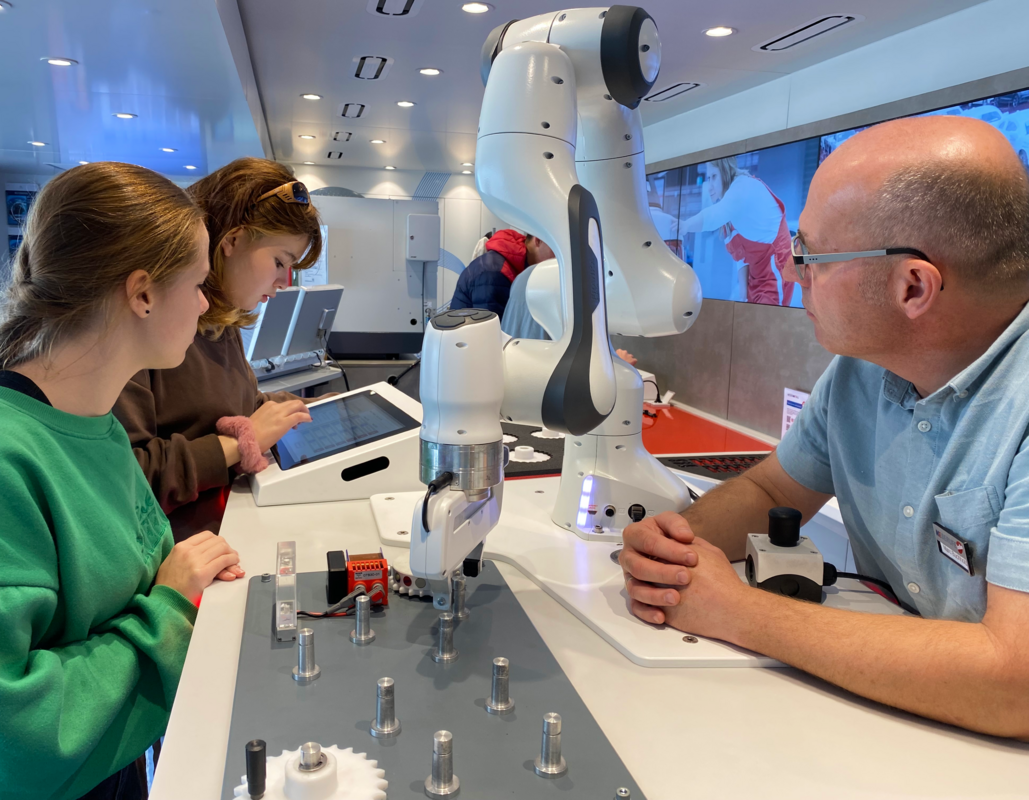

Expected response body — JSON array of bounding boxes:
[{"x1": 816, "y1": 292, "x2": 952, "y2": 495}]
[{"x1": 114, "y1": 158, "x2": 323, "y2": 540}]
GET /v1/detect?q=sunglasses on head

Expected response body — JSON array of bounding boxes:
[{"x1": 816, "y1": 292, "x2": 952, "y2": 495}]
[{"x1": 255, "y1": 181, "x2": 310, "y2": 206}]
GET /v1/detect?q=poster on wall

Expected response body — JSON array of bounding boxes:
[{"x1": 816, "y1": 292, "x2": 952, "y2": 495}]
[
  {"x1": 782, "y1": 388, "x2": 810, "y2": 439},
  {"x1": 6, "y1": 183, "x2": 38, "y2": 227},
  {"x1": 8, "y1": 234, "x2": 23, "y2": 257}
]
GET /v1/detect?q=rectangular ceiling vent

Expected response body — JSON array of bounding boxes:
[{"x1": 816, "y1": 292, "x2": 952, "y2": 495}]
[
  {"x1": 644, "y1": 82, "x2": 702, "y2": 103},
  {"x1": 754, "y1": 15, "x2": 864, "y2": 52},
  {"x1": 353, "y1": 55, "x2": 394, "y2": 81},
  {"x1": 366, "y1": 0, "x2": 424, "y2": 18},
  {"x1": 333, "y1": 131, "x2": 353, "y2": 142},
  {"x1": 326, "y1": 151, "x2": 345, "y2": 160},
  {"x1": 338, "y1": 103, "x2": 366, "y2": 119}
]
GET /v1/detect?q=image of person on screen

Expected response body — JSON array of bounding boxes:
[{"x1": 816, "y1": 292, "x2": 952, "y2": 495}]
[{"x1": 681, "y1": 157, "x2": 794, "y2": 306}]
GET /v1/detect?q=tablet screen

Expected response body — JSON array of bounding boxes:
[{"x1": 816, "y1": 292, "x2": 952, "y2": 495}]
[{"x1": 273, "y1": 390, "x2": 419, "y2": 471}]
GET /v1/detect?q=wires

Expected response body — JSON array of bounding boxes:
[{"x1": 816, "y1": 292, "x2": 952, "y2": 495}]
[
  {"x1": 822, "y1": 563, "x2": 917, "y2": 613},
  {"x1": 298, "y1": 584, "x2": 367, "y2": 618},
  {"x1": 387, "y1": 357, "x2": 421, "y2": 387},
  {"x1": 320, "y1": 330, "x2": 350, "y2": 392},
  {"x1": 421, "y1": 471, "x2": 454, "y2": 533}
]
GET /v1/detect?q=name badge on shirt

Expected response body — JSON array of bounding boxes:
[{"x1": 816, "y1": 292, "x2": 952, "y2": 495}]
[{"x1": 933, "y1": 523, "x2": 974, "y2": 575}]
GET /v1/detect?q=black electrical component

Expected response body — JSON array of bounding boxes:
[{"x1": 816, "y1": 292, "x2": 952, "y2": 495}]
[
  {"x1": 327, "y1": 550, "x2": 348, "y2": 605},
  {"x1": 245, "y1": 739, "x2": 266, "y2": 799}
]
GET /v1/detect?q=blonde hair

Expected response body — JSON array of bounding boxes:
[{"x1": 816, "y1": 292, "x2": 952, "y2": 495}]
[
  {"x1": 0, "y1": 163, "x2": 204, "y2": 369},
  {"x1": 712, "y1": 156, "x2": 742, "y2": 191},
  {"x1": 187, "y1": 158, "x2": 322, "y2": 337}
]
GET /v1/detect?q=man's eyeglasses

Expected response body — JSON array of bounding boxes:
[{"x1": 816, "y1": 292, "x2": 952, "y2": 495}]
[
  {"x1": 255, "y1": 181, "x2": 310, "y2": 207},
  {"x1": 791, "y1": 234, "x2": 931, "y2": 282}
]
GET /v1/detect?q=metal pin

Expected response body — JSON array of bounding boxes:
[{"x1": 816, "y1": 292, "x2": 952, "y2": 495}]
[
  {"x1": 298, "y1": 742, "x2": 326, "y2": 772},
  {"x1": 431, "y1": 612, "x2": 458, "y2": 663},
  {"x1": 534, "y1": 712, "x2": 568, "y2": 778},
  {"x1": 451, "y1": 576, "x2": 469, "y2": 621},
  {"x1": 350, "y1": 595, "x2": 376, "y2": 645},
  {"x1": 370, "y1": 677, "x2": 401, "y2": 738},
  {"x1": 245, "y1": 739, "x2": 266, "y2": 799},
  {"x1": 424, "y1": 730, "x2": 460, "y2": 798},
  {"x1": 292, "y1": 628, "x2": 321, "y2": 683},
  {"x1": 485, "y1": 657, "x2": 514, "y2": 715},
  {"x1": 615, "y1": 789, "x2": 631, "y2": 799}
]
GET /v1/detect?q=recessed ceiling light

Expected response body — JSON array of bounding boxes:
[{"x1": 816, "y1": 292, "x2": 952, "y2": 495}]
[
  {"x1": 303, "y1": 161, "x2": 315, "y2": 165},
  {"x1": 113, "y1": 112, "x2": 137, "y2": 119},
  {"x1": 301, "y1": 93, "x2": 323, "y2": 100},
  {"x1": 461, "y1": 162, "x2": 473, "y2": 167},
  {"x1": 396, "y1": 100, "x2": 416, "y2": 108},
  {"x1": 384, "y1": 165, "x2": 396, "y2": 170},
  {"x1": 419, "y1": 68, "x2": 442, "y2": 76},
  {"x1": 462, "y1": 2, "x2": 492, "y2": 13},
  {"x1": 461, "y1": 170, "x2": 472, "y2": 174},
  {"x1": 184, "y1": 165, "x2": 197, "y2": 170},
  {"x1": 704, "y1": 26, "x2": 736, "y2": 37},
  {"x1": 161, "y1": 147, "x2": 177, "y2": 153},
  {"x1": 28, "y1": 140, "x2": 47, "y2": 147},
  {"x1": 79, "y1": 160, "x2": 89, "y2": 165},
  {"x1": 299, "y1": 134, "x2": 316, "y2": 139},
  {"x1": 42, "y1": 57, "x2": 78, "y2": 67},
  {"x1": 370, "y1": 139, "x2": 386, "y2": 144}
]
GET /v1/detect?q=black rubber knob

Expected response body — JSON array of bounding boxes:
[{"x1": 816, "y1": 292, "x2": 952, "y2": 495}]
[
  {"x1": 246, "y1": 739, "x2": 266, "y2": 799},
  {"x1": 768, "y1": 507, "x2": 802, "y2": 547}
]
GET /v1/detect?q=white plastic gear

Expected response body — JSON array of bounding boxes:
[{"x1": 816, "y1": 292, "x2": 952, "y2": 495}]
[{"x1": 233, "y1": 745, "x2": 387, "y2": 800}]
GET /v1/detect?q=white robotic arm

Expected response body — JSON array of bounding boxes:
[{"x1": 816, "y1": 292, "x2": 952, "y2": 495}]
[{"x1": 411, "y1": 6, "x2": 702, "y2": 606}]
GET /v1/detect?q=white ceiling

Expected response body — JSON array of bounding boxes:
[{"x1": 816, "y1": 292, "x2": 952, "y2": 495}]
[
  {"x1": 239, "y1": 0, "x2": 989, "y2": 173},
  {"x1": 0, "y1": 0, "x2": 263, "y2": 178},
  {"x1": 0, "y1": 0, "x2": 992, "y2": 180}
]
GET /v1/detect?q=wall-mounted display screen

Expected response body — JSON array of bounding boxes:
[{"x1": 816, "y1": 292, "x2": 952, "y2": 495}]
[{"x1": 649, "y1": 86, "x2": 1029, "y2": 307}]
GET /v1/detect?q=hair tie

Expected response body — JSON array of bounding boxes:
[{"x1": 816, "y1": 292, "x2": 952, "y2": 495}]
[{"x1": 216, "y1": 415, "x2": 270, "y2": 473}]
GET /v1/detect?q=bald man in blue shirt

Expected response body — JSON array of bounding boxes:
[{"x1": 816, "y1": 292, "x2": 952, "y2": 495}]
[{"x1": 619, "y1": 115, "x2": 1029, "y2": 739}]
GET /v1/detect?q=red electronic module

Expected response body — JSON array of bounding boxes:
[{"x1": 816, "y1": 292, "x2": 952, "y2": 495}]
[{"x1": 346, "y1": 550, "x2": 389, "y2": 606}]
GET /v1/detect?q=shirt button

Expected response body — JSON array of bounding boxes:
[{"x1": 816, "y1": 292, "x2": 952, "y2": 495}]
[
  {"x1": 903, "y1": 505, "x2": 915, "y2": 518},
  {"x1": 917, "y1": 420, "x2": 932, "y2": 433},
  {"x1": 958, "y1": 390, "x2": 968, "y2": 399},
  {"x1": 907, "y1": 582, "x2": 921, "y2": 595}
]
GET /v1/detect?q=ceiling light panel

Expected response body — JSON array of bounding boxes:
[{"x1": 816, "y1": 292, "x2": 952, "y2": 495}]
[
  {"x1": 462, "y1": 2, "x2": 493, "y2": 13},
  {"x1": 42, "y1": 57, "x2": 78, "y2": 67},
  {"x1": 299, "y1": 134, "x2": 316, "y2": 139},
  {"x1": 370, "y1": 139, "x2": 386, "y2": 144},
  {"x1": 396, "y1": 100, "x2": 415, "y2": 108},
  {"x1": 113, "y1": 112, "x2": 137, "y2": 119},
  {"x1": 301, "y1": 93, "x2": 323, "y2": 100},
  {"x1": 419, "y1": 68, "x2": 442, "y2": 76},
  {"x1": 353, "y1": 55, "x2": 394, "y2": 81},
  {"x1": 754, "y1": 15, "x2": 864, "y2": 52},
  {"x1": 703, "y1": 26, "x2": 735, "y2": 37},
  {"x1": 338, "y1": 103, "x2": 367, "y2": 119},
  {"x1": 644, "y1": 82, "x2": 703, "y2": 102}
]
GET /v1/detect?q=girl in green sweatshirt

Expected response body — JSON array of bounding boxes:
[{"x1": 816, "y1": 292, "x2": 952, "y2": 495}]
[{"x1": 0, "y1": 163, "x2": 246, "y2": 800}]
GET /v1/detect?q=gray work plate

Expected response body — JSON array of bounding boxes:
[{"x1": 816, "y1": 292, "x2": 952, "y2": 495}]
[{"x1": 222, "y1": 563, "x2": 645, "y2": 799}]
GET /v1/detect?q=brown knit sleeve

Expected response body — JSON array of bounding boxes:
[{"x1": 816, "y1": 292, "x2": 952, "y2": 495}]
[{"x1": 113, "y1": 370, "x2": 232, "y2": 512}]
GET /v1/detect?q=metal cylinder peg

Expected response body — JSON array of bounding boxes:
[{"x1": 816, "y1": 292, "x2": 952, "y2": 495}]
[
  {"x1": 292, "y1": 628, "x2": 321, "y2": 684},
  {"x1": 424, "y1": 730, "x2": 460, "y2": 798},
  {"x1": 431, "y1": 612, "x2": 459, "y2": 663},
  {"x1": 298, "y1": 742, "x2": 326, "y2": 772},
  {"x1": 451, "y1": 576, "x2": 469, "y2": 621},
  {"x1": 245, "y1": 739, "x2": 266, "y2": 799},
  {"x1": 370, "y1": 677, "x2": 401, "y2": 738},
  {"x1": 616, "y1": 789, "x2": 631, "y2": 799},
  {"x1": 534, "y1": 712, "x2": 568, "y2": 778},
  {"x1": 485, "y1": 657, "x2": 514, "y2": 715},
  {"x1": 350, "y1": 595, "x2": 376, "y2": 645}
]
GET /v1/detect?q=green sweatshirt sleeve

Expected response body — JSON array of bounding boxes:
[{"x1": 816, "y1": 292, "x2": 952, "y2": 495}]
[{"x1": 0, "y1": 583, "x2": 196, "y2": 800}]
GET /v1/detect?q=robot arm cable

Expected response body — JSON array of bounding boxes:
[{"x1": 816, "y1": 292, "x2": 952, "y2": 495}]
[{"x1": 421, "y1": 471, "x2": 454, "y2": 534}]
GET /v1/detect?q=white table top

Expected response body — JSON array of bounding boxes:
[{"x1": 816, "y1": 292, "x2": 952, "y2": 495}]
[{"x1": 151, "y1": 480, "x2": 1029, "y2": 800}]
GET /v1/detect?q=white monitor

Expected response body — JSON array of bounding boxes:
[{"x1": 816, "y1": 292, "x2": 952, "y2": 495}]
[
  {"x1": 284, "y1": 284, "x2": 344, "y2": 356},
  {"x1": 242, "y1": 287, "x2": 303, "y2": 362}
]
